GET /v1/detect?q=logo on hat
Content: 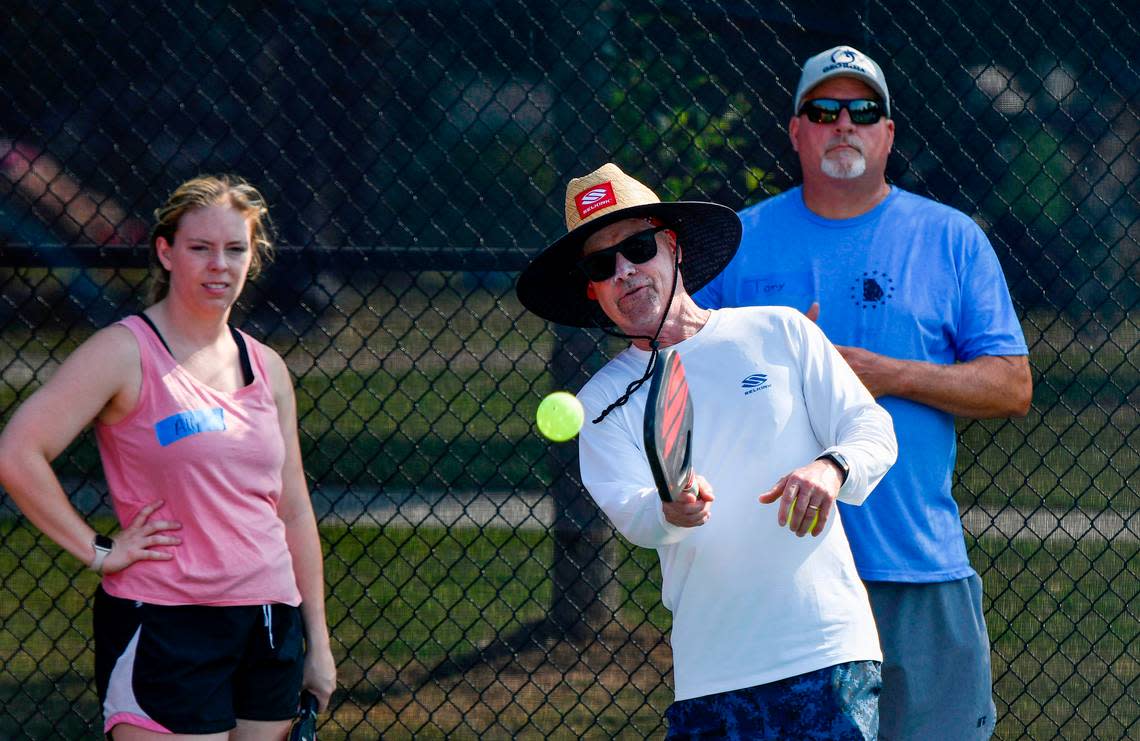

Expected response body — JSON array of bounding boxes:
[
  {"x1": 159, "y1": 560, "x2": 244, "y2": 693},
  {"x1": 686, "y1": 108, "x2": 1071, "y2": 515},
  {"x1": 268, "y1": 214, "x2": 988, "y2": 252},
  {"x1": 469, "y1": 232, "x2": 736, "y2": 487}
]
[
  {"x1": 575, "y1": 182, "x2": 617, "y2": 219},
  {"x1": 823, "y1": 48, "x2": 871, "y2": 76}
]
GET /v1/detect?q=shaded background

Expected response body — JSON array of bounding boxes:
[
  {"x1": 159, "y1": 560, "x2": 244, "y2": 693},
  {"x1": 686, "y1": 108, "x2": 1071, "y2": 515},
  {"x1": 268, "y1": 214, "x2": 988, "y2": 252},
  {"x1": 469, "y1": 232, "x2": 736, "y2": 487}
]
[{"x1": 1, "y1": 0, "x2": 1137, "y2": 738}]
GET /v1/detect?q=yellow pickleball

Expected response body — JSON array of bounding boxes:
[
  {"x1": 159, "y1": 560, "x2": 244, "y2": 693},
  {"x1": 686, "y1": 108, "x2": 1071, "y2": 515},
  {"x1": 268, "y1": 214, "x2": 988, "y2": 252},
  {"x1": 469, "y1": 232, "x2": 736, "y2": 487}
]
[
  {"x1": 788, "y1": 494, "x2": 820, "y2": 533},
  {"x1": 536, "y1": 391, "x2": 585, "y2": 442}
]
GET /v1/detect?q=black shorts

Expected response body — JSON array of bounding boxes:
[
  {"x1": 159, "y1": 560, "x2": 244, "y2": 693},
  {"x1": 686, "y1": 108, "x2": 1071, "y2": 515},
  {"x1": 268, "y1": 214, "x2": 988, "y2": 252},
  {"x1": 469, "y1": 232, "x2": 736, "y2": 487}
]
[{"x1": 94, "y1": 585, "x2": 305, "y2": 736}]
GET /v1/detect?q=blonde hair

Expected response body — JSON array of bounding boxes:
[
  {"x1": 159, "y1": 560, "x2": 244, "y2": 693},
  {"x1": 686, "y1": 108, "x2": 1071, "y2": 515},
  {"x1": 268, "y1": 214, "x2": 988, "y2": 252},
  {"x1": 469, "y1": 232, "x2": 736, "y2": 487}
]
[{"x1": 147, "y1": 174, "x2": 275, "y2": 304}]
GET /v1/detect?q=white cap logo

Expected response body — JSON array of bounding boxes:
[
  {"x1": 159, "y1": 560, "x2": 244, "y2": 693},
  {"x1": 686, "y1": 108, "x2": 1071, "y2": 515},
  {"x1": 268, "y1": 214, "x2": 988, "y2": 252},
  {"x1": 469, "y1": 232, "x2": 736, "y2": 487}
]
[{"x1": 832, "y1": 49, "x2": 858, "y2": 65}]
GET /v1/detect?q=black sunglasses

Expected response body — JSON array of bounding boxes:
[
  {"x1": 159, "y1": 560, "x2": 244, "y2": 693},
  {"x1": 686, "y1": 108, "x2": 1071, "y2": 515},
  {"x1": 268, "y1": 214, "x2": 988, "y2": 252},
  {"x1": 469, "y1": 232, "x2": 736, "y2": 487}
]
[
  {"x1": 798, "y1": 98, "x2": 886, "y2": 125},
  {"x1": 578, "y1": 226, "x2": 668, "y2": 282}
]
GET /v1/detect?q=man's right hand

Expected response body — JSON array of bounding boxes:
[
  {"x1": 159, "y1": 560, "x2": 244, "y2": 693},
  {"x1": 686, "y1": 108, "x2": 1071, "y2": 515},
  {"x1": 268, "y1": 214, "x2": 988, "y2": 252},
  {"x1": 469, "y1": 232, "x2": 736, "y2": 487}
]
[{"x1": 662, "y1": 474, "x2": 715, "y2": 527}]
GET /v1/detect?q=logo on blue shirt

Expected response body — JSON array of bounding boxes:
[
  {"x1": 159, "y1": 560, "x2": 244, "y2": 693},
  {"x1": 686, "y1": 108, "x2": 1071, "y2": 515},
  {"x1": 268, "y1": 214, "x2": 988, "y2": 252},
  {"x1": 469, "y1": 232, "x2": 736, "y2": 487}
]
[
  {"x1": 850, "y1": 270, "x2": 895, "y2": 308},
  {"x1": 155, "y1": 407, "x2": 226, "y2": 447},
  {"x1": 741, "y1": 373, "x2": 771, "y2": 395}
]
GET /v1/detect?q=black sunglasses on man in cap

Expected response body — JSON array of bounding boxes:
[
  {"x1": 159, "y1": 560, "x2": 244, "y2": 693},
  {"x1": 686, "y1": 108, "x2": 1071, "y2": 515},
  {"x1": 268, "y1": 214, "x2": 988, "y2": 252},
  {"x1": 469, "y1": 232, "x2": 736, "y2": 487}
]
[{"x1": 798, "y1": 98, "x2": 886, "y2": 125}]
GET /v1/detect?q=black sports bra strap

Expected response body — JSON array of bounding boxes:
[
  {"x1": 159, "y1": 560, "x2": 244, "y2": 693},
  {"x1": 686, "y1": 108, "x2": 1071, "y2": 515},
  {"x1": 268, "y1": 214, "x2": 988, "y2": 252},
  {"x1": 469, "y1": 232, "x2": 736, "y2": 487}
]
[
  {"x1": 134, "y1": 312, "x2": 174, "y2": 357},
  {"x1": 133, "y1": 312, "x2": 254, "y2": 387},
  {"x1": 229, "y1": 327, "x2": 254, "y2": 387}
]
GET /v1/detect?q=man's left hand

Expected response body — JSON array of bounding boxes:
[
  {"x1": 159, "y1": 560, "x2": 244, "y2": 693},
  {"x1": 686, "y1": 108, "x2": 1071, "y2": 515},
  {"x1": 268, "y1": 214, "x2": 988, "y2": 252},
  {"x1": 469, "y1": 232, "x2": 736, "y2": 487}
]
[{"x1": 758, "y1": 460, "x2": 844, "y2": 537}]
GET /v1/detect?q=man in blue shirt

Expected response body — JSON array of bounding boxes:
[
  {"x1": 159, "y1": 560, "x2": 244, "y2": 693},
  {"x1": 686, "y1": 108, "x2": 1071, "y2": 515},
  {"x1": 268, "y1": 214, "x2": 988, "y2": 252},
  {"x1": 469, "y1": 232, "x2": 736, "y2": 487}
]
[{"x1": 696, "y1": 46, "x2": 1033, "y2": 740}]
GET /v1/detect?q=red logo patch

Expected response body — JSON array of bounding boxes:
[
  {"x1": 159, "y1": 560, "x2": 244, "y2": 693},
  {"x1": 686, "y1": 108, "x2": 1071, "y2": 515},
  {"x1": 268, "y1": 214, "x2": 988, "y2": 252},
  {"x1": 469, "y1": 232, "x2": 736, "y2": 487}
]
[{"x1": 575, "y1": 182, "x2": 616, "y2": 219}]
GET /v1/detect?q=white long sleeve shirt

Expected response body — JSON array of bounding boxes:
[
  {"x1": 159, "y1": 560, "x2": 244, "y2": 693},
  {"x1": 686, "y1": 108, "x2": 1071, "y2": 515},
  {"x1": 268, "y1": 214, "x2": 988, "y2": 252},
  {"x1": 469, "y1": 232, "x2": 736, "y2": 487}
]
[{"x1": 578, "y1": 307, "x2": 897, "y2": 701}]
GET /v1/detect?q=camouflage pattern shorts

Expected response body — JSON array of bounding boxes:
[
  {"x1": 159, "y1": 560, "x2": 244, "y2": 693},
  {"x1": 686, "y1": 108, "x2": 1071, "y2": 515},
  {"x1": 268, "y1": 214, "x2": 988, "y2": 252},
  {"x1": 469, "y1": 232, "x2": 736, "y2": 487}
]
[{"x1": 665, "y1": 660, "x2": 881, "y2": 740}]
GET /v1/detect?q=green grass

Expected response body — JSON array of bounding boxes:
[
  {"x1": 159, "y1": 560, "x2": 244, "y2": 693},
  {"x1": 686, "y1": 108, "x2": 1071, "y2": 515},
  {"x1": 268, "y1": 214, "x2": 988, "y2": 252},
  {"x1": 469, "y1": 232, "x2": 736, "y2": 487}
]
[
  {"x1": 978, "y1": 535, "x2": 1140, "y2": 739},
  {"x1": 0, "y1": 521, "x2": 102, "y2": 738},
  {"x1": 3, "y1": 305, "x2": 1136, "y2": 506},
  {"x1": 1, "y1": 521, "x2": 1136, "y2": 739},
  {"x1": 955, "y1": 402, "x2": 1138, "y2": 512},
  {"x1": 2, "y1": 356, "x2": 1134, "y2": 509},
  {"x1": 293, "y1": 367, "x2": 556, "y2": 492}
]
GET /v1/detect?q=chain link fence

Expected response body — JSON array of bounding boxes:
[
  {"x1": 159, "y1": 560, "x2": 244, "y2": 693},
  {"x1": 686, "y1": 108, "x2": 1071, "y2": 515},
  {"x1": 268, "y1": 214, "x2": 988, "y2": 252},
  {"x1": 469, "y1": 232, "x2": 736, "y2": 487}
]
[{"x1": 1, "y1": 0, "x2": 1137, "y2": 738}]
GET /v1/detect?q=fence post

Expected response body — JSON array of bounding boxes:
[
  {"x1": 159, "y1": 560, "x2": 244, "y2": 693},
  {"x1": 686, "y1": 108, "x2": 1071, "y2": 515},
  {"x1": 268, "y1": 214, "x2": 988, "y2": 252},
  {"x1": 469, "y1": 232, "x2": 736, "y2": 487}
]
[{"x1": 548, "y1": 325, "x2": 616, "y2": 641}]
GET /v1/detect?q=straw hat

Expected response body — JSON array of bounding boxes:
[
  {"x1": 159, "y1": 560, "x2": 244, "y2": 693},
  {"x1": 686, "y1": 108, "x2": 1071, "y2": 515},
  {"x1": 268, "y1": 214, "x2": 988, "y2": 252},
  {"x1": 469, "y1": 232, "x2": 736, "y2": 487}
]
[{"x1": 516, "y1": 163, "x2": 741, "y2": 328}]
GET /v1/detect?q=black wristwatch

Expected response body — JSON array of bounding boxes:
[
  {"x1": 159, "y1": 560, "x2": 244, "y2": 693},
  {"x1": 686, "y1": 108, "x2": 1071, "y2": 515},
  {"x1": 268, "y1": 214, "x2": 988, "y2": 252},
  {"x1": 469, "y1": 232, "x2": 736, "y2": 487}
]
[
  {"x1": 91, "y1": 534, "x2": 114, "y2": 573},
  {"x1": 816, "y1": 451, "x2": 850, "y2": 484}
]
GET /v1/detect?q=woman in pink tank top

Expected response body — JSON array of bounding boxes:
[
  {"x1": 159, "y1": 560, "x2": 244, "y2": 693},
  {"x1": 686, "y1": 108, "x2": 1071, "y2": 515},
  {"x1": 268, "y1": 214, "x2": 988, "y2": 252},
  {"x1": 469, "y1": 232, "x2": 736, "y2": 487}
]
[{"x1": 0, "y1": 175, "x2": 336, "y2": 739}]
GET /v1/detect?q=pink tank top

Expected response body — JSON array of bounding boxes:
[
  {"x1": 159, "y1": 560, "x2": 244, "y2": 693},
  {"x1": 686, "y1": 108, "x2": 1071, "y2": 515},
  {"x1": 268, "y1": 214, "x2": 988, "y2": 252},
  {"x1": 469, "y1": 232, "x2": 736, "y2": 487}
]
[{"x1": 96, "y1": 315, "x2": 301, "y2": 606}]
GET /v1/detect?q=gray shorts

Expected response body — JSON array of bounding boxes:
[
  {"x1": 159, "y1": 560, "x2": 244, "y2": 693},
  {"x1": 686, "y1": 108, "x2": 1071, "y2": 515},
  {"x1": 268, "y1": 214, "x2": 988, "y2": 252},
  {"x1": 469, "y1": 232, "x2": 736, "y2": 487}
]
[{"x1": 865, "y1": 574, "x2": 996, "y2": 741}]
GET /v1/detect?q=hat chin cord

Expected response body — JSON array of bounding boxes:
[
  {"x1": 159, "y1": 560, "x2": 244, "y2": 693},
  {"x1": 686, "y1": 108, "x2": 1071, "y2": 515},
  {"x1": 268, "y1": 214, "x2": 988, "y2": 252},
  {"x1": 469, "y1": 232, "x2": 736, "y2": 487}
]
[{"x1": 590, "y1": 244, "x2": 682, "y2": 424}]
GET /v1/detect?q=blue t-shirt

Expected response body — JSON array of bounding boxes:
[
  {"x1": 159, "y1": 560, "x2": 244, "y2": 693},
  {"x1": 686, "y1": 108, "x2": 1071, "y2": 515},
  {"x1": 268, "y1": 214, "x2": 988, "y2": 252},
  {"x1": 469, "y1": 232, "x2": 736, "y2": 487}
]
[{"x1": 695, "y1": 186, "x2": 1028, "y2": 581}]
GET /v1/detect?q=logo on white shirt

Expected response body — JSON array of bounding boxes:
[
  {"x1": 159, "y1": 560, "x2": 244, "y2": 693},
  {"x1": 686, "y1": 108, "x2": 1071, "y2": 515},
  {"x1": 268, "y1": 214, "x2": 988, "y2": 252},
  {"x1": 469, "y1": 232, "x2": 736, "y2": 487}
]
[{"x1": 741, "y1": 373, "x2": 771, "y2": 395}]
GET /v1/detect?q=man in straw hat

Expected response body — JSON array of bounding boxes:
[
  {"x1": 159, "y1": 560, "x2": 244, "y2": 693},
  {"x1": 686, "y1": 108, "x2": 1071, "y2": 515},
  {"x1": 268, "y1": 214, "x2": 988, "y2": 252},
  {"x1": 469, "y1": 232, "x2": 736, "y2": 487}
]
[
  {"x1": 696, "y1": 45, "x2": 1032, "y2": 740},
  {"x1": 517, "y1": 163, "x2": 898, "y2": 738}
]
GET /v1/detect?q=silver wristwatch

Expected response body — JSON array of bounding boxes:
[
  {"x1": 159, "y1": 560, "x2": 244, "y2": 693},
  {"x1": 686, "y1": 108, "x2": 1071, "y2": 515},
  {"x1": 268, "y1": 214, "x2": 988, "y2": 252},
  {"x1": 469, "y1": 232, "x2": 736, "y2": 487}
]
[{"x1": 91, "y1": 534, "x2": 114, "y2": 573}]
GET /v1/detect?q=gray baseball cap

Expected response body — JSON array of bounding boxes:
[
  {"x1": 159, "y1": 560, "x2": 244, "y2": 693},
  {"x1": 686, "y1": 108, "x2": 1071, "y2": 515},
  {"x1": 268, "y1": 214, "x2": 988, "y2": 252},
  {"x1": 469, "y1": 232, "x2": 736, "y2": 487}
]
[{"x1": 793, "y1": 46, "x2": 891, "y2": 118}]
